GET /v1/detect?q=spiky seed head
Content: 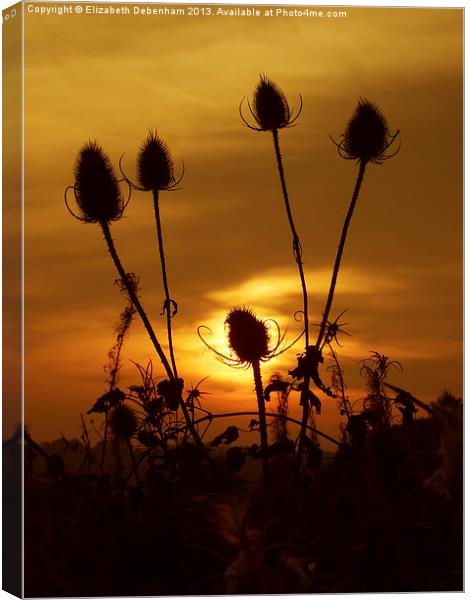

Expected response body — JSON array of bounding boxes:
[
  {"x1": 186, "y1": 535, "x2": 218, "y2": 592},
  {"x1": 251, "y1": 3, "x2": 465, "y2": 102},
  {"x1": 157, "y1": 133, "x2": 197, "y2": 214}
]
[
  {"x1": 109, "y1": 404, "x2": 137, "y2": 439},
  {"x1": 253, "y1": 76, "x2": 291, "y2": 131},
  {"x1": 137, "y1": 132, "x2": 174, "y2": 191},
  {"x1": 225, "y1": 307, "x2": 270, "y2": 366},
  {"x1": 343, "y1": 99, "x2": 390, "y2": 163},
  {"x1": 74, "y1": 142, "x2": 123, "y2": 223}
]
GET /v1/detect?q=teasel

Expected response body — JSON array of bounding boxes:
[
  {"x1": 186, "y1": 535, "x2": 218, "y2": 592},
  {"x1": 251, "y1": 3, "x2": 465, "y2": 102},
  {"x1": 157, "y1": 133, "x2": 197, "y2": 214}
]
[
  {"x1": 295, "y1": 100, "x2": 400, "y2": 470},
  {"x1": 65, "y1": 141, "x2": 174, "y2": 380},
  {"x1": 65, "y1": 142, "x2": 217, "y2": 479},
  {"x1": 317, "y1": 99, "x2": 400, "y2": 348},
  {"x1": 240, "y1": 75, "x2": 302, "y2": 133},
  {"x1": 199, "y1": 307, "x2": 302, "y2": 488},
  {"x1": 71, "y1": 141, "x2": 126, "y2": 224},
  {"x1": 120, "y1": 131, "x2": 183, "y2": 383},
  {"x1": 241, "y1": 76, "x2": 313, "y2": 476}
]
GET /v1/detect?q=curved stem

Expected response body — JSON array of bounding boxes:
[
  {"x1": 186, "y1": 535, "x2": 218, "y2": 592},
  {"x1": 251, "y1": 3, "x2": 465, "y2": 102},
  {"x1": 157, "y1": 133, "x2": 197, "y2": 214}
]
[
  {"x1": 153, "y1": 190, "x2": 178, "y2": 379},
  {"x1": 252, "y1": 360, "x2": 269, "y2": 488},
  {"x1": 296, "y1": 161, "x2": 367, "y2": 475},
  {"x1": 100, "y1": 222, "x2": 221, "y2": 479},
  {"x1": 315, "y1": 160, "x2": 367, "y2": 348},
  {"x1": 272, "y1": 128, "x2": 312, "y2": 480},
  {"x1": 189, "y1": 411, "x2": 341, "y2": 446},
  {"x1": 272, "y1": 129, "x2": 309, "y2": 350}
]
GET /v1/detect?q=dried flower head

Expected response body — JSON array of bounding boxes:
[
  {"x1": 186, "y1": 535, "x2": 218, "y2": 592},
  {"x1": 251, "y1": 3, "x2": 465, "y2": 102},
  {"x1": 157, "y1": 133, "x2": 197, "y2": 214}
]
[
  {"x1": 65, "y1": 141, "x2": 126, "y2": 224},
  {"x1": 334, "y1": 99, "x2": 400, "y2": 164},
  {"x1": 226, "y1": 307, "x2": 270, "y2": 366},
  {"x1": 109, "y1": 403, "x2": 137, "y2": 439},
  {"x1": 137, "y1": 131, "x2": 175, "y2": 191},
  {"x1": 240, "y1": 75, "x2": 302, "y2": 132},
  {"x1": 198, "y1": 307, "x2": 303, "y2": 369}
]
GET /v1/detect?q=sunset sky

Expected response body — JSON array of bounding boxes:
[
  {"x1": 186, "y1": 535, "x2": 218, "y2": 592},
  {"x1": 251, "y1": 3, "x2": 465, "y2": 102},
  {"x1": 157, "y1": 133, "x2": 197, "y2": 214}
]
[{"x1": 17, "y1": 3, "x2": 462, "y2": 444}]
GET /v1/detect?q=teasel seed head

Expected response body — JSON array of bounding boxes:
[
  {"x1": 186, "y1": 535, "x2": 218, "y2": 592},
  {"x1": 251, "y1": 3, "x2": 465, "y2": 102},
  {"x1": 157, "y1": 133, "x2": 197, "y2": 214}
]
[
  {"x1": 240, "y1": 75, "x2": 302, "y2": 132},
  {"x1": 70, "y1": 141, "x2": 125, "y2": 224},
  {"x1": 137, "y1": 131, "x2": 175, "y2": 191},
  {"x1": 253, "y1": 76, "x2": 291, "y2": 131},
  {"x1": 109, "y1": 403, "x2": 137, "y2": 439},
  {"x1": 225, "y1": 307, "x2": 270, "y2": 366},
  {"x1": 335, "y1": 99, "x2": 400, "y2": 164}
]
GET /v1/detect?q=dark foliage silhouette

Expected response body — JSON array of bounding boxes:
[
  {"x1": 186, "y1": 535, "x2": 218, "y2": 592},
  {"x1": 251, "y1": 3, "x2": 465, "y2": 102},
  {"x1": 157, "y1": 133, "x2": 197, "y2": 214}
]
[{"x1": 66, "y1": 142, "x2": 218, "y2": 478}]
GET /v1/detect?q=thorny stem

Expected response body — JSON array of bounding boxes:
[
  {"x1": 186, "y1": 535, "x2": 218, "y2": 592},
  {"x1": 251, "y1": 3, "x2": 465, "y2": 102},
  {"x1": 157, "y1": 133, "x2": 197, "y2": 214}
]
[
  {"x1": 315, "y1": 160, "x2": 367, "y2": 349},
  {"x1": 100, "y1": 221, "x2": 223, "y2": 480},
  {"x1": 272, "y1": 128, "x2": 312, "y2": 479},
  {"x1": 252, "y1": 360, "x2": 270, "y2": 488},
  {"x1": 153, "y1": 190, "x2": 178, "y2": 380}
]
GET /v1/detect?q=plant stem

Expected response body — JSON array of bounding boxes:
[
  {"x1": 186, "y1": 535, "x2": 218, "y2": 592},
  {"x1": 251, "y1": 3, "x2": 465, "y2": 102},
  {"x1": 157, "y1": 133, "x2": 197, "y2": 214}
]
[
  {"x1": 272, "y1": 129, "x2": 309, "y2": 350},
  {"x1": 252, "y1": 360, "x2": 269, "y2": 488},
  {"x1": 188, "y1": 411, "x2": 341, "y2": 446},
  {"x1": 296, "y1": 161, "x2": 367, "y2": 475},
  {"x1": 315, "y1": 160, "x2": 367, "y2": 349},
  {"x1": 153, "y1": 190, "x2": 178, "y2": 379},
  {"x1": 101, "y1": 221, "x2": 174, "y2": 380},
  {"x1": 100, "y1": 221, "x2": 222, "y2": 479},
  {"x1": 272, "y1": 128, "x2": 312, "y2": 479}
]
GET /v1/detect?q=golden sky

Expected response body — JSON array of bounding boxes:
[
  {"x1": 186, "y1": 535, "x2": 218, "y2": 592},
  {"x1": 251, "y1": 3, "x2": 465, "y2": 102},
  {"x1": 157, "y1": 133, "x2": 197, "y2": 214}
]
[{"x1": 18, "y1": 3, "x2": 463, "y2": 444}]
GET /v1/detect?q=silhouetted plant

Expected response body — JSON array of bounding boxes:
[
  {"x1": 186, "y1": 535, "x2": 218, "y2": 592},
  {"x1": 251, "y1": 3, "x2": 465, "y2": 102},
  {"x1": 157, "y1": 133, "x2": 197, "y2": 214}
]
[
  {"x1": 65, "y1": 142, "x2": 170, "y2": 375},
  {"x1": 122, "y1": 131, "x2": 184, "y2": 381},
  {"x1": 316, "y1": 100, "x2": 400, "y2": 348},
  {"x1": 360, "y1": 351, "x2": 402, "y2": 428},
  {"x1": 240, "y1": 75, "x2": 302, "y2": 132},
  {"x1": 127, "y1": 360, "x2": 185, "y2": 474},
  {"x1": 97, "y1": 278, "x2": 136, "y2": 476},
  {"x1": 296, "y1": 100, "x2": 400, "y2": 469},
  {"x1": 241, "y1": 76, "x2": 315, "y2": 478},
  {"x1": 68, "y1": 141, "x2": 127, "y2": 224},
  {"x1": 199, "y1": 307, "x2": 295, "y2": 487},
  {"x1": 66, "y1": 142, "x2": 216, "y2": 477},
  {"x1": 264, "y1": 373, "x2": 291, "y2": 443}
]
